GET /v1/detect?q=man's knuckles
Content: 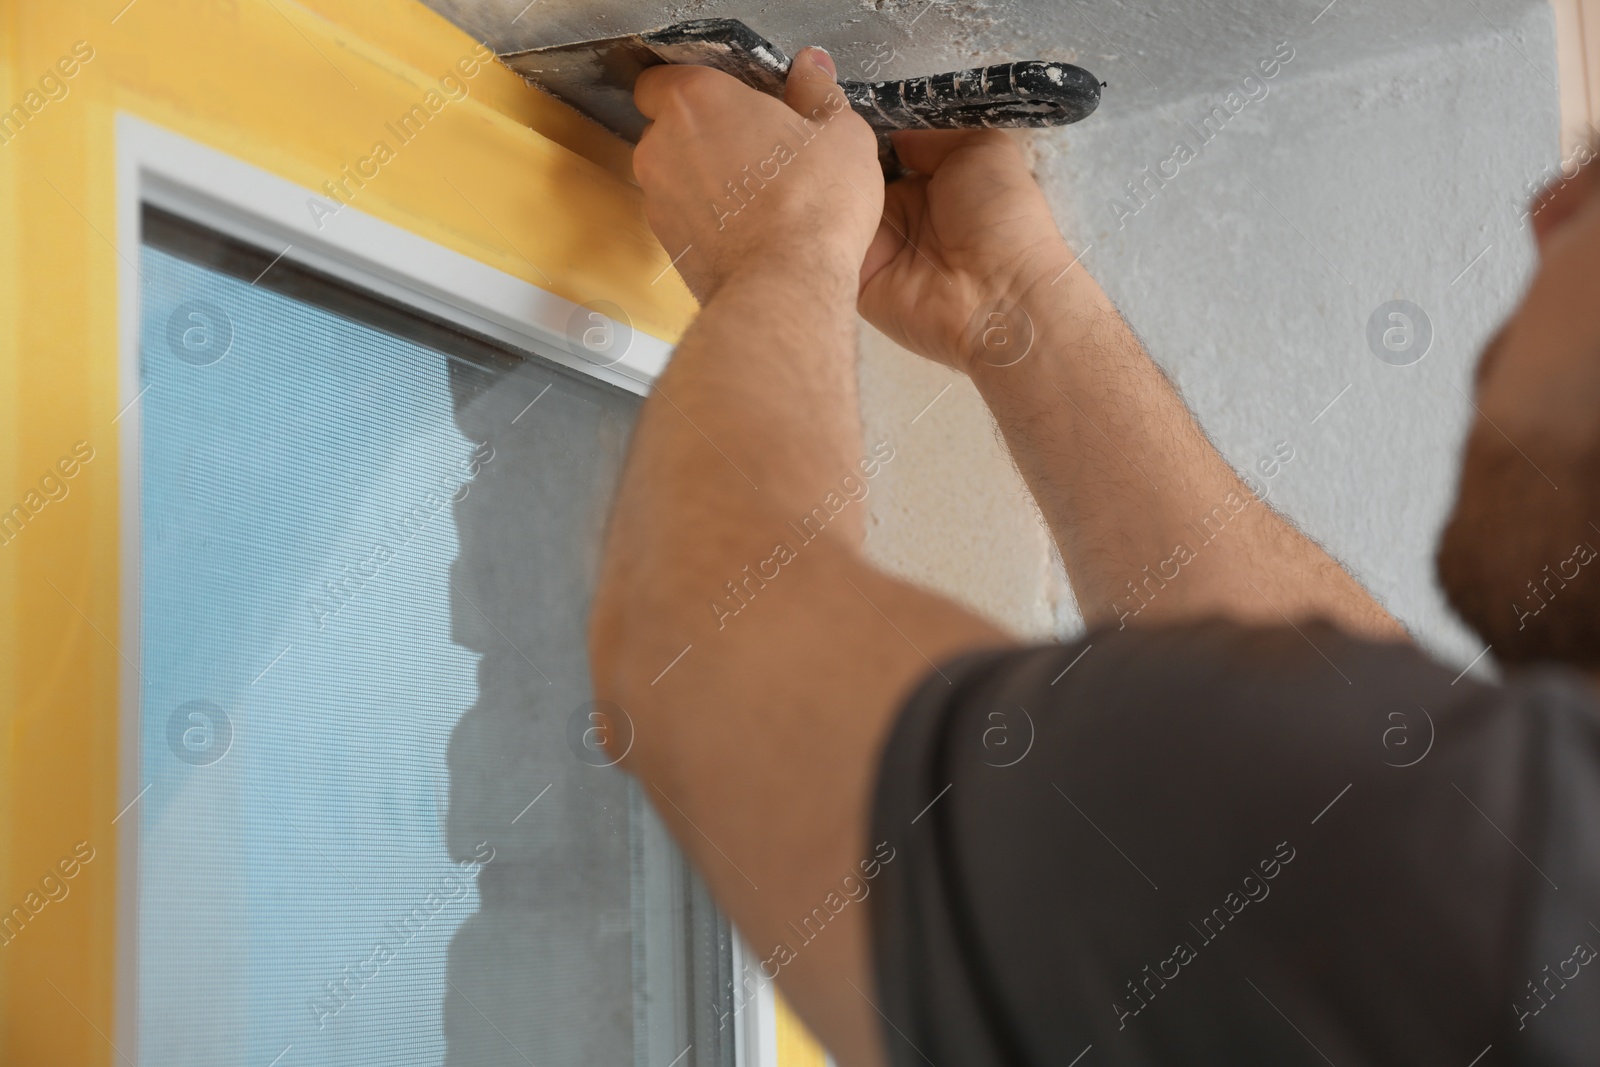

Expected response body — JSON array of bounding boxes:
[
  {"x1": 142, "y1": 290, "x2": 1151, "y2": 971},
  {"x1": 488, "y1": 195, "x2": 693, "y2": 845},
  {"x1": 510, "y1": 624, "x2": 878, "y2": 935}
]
[
  {"x1": 636, "y1": 64, "x2": 754, "y2": 121},
  {"x1": 631, "y1": 127, "x2": 667, "y2": 188}
]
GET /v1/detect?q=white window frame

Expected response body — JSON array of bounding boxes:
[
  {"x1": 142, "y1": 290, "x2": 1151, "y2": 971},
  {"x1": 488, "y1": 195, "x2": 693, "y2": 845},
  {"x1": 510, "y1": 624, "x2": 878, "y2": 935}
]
[{"x1": 113, "y1": 113, "x2": 779, "y2": 1067}]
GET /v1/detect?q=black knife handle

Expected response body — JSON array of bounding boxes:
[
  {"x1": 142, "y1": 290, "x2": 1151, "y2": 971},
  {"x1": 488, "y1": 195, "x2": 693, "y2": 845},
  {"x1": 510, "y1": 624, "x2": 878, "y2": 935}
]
[
  {"x1": 502, "y1": 18, "x2": 1103, "y2": 163},
  {"x1": 842, "y1": 62, "x2": 1101, "y2": 131}
]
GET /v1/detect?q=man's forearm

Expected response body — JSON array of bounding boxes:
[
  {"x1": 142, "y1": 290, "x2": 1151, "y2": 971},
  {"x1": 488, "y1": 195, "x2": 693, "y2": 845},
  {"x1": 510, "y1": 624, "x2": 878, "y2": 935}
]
[
  {"x1": 593, "y1": 261, "x2": 1008, "y2": 1067},
  {"x1": 602, "y1": 262, "x2": 867, "y2": 617},
  {"x1": 972, "y1": 248, "x2": 1402, "y2": 639}
]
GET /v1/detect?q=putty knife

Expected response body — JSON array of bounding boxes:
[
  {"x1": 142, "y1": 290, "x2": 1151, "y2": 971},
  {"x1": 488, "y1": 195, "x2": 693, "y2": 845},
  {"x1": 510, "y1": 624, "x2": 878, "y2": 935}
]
[{"x1": 501, "y1": 18, "x2": 1101, "y2": 170}]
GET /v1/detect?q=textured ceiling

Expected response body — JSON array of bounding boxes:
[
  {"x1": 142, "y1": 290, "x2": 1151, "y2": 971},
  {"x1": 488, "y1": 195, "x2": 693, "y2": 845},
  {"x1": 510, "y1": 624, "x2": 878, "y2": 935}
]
[{"x1": 422, "y1": 0, "x2": 1544, "y2": 116}]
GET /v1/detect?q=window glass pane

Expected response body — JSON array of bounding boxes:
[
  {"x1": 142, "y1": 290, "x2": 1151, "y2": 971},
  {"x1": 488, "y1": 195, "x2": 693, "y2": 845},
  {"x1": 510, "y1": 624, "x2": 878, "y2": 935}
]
[{"x1": 136, "y1": 210, "x2": 731, "y2": 1067}]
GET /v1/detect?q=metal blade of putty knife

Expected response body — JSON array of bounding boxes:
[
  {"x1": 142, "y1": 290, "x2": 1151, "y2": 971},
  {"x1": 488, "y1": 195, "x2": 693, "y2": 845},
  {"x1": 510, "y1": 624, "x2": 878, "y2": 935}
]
[{"x1": 500, "y1": 18, "x2": 1101, "y2": 149}]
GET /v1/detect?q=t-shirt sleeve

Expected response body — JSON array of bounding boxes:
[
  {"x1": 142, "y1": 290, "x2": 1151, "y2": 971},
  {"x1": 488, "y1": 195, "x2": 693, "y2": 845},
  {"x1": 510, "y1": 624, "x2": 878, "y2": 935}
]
[{"x1": 867, "y1": 622, "x2": 1600, "y2": 1066}]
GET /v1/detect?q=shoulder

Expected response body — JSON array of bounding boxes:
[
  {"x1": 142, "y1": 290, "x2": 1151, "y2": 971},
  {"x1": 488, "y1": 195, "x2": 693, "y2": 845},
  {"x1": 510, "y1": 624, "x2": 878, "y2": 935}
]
[
  {"x1": 882, "y1": 620, "x2": 1600, "y2": 860},
  {"x1": 870, "y1": 622, "x2": 1600, "y2": 1062},
  {"x1": 886, "y1": 620, "x2": 1504, "y2": 787}
]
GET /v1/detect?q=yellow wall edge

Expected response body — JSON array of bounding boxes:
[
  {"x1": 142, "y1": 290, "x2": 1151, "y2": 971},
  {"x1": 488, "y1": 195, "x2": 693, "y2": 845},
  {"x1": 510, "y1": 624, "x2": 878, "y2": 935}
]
[
  {"x1": 0, "y1": 1, "x2": 19, "y2": 1052},
  {"x1": 776, "y1": 992, "x2": 832, "y2": 1067},
  {"x1": 2, "y1": 1, "x2": 693, "y2": 1062}
]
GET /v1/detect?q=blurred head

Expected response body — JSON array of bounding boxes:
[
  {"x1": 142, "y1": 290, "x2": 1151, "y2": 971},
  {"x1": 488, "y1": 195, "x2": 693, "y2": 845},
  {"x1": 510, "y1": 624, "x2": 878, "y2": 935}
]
[{"x1": 1436, "y1": 149, "x2": 1600, "y2": 670}]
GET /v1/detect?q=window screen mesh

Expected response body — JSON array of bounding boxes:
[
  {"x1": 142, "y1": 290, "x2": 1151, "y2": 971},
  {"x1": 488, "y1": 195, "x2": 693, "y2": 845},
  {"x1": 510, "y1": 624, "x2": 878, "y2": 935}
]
[{"x1": 136, "y1": 210, "x2": 731, "y2": 1067}]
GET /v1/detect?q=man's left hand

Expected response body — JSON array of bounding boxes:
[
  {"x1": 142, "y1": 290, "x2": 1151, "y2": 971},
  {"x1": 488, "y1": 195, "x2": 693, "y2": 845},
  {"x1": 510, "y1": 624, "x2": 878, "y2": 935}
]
[{"x1": 633, "y1": 47, "x2": 883, "y2": 302}]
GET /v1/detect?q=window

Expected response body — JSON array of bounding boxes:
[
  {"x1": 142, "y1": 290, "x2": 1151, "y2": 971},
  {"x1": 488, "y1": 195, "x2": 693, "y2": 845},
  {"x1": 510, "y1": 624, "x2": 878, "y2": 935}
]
[
  {"x1": 5, "y1": 6, "x2": 806, "y2": 1061},
  {"x1": 135, "y1": 206, "x2": 735, "y2": 1065}
]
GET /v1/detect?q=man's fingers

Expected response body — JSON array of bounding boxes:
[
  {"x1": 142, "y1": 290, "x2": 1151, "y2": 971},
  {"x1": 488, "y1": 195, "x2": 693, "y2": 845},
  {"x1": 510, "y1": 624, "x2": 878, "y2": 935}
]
[
  {"x1": 632, "y1": 62, "x2": 678, "y2": 120},
  {"x1": 783, "y1": 46, "x2": 848, "y2": 120},
  {"x1": 889, "y1": 128, "x2": 1014, "y2": 175},
  {"x1": 635, "y1": 63, "x2": 744, "y2": 119},
  {"x1": 637, "y1": 48, "x2": 859, "y2": 135},
  {"x1": 860, "y1": 207, "x2": 908, "y2": 290}
]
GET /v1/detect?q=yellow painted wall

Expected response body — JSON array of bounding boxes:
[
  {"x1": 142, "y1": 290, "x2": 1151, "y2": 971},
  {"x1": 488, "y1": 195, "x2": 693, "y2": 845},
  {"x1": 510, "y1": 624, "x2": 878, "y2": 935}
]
[
  {"x1": 0, "y1": 0, "x2": 834, "y2": 1059},
  {"x1": 776, "y1": 991, "x2": 833, "y2": 1067},
  {"x1": 0, "y1": 0, "x2": 705, "y2": 1062},
  {"x1": 0, "y1": 0, "x2": 18, "y2": 1055}
]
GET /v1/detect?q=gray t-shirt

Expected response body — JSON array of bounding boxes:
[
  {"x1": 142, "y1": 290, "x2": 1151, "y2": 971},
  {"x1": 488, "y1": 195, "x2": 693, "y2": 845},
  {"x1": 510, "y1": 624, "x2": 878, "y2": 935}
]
[{"x1": 870, "y1": 621, "x2": 1600, "y2": 1065}]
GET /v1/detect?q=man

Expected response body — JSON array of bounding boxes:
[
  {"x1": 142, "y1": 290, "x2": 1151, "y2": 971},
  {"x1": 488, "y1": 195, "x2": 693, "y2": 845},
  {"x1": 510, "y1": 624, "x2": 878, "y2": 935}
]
[{"x1": 588, "y1": 46, "x2": 1600, "y2": 1065}]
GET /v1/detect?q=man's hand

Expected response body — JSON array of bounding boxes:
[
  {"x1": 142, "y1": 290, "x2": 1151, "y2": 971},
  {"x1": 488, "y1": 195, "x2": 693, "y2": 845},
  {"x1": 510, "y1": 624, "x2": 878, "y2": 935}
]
[
  {"x1": 858, "y1": 129, "x2": 1074, "y2": 371},
  {"x1": 633, "y1": 48, "x2": 883, "y2": 303}
]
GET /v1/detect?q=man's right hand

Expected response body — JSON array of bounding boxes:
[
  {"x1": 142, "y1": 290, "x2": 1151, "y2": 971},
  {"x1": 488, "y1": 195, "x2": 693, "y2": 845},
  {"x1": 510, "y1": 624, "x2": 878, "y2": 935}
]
[{"x1": 857, "y1": 129, "x2": 1079, "y2": 372}]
